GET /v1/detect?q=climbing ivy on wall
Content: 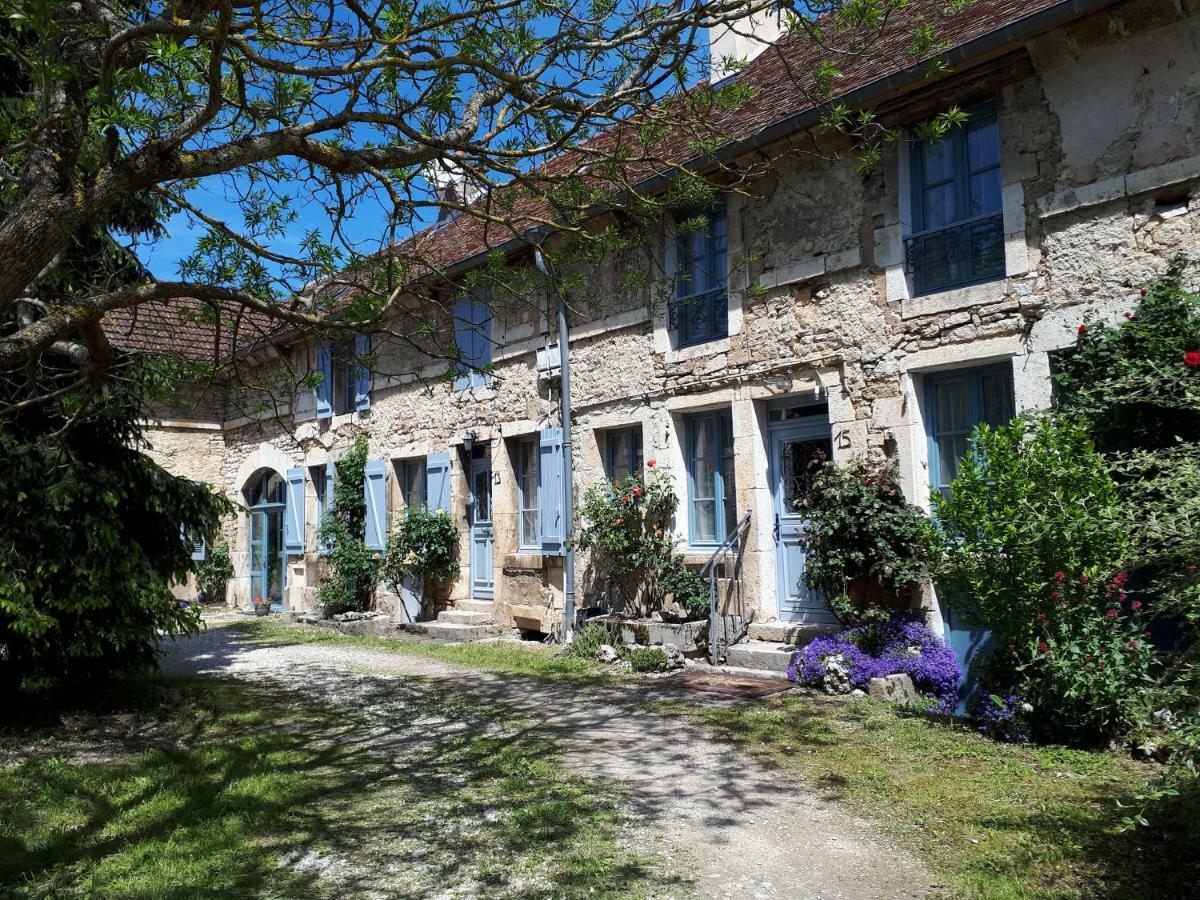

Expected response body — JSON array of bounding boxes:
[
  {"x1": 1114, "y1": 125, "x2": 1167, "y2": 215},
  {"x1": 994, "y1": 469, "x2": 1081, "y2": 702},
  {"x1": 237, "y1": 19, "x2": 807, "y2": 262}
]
[{"x1": 318, "y1": 436, "x2": 379, "y2": 615}]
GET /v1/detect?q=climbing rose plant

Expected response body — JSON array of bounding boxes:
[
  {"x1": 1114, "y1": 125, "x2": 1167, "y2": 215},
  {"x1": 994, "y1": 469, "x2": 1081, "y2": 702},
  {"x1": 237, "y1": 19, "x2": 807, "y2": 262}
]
[
  {"x1": 381, "y1": 507, "x2": 459, "y2": 589},
  {"x1": 572, "y1": 463, "x2": 708, "y2": 619}
]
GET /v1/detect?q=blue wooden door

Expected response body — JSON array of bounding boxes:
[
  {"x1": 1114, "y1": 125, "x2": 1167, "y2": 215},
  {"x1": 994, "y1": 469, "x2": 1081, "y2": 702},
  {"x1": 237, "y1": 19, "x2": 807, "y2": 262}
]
[
  {"x1": 249, "y1": 509, "x2": 268, "y2": 603},
  {"x1": 770, "y1": 424, "x2": 836, "y2": 625},
  {"x1": 469, "y1": 458, "x2": 494, "y2": 600},
  {"x1": 249, "y1": 507, "x2": 286, "y2": 611}
]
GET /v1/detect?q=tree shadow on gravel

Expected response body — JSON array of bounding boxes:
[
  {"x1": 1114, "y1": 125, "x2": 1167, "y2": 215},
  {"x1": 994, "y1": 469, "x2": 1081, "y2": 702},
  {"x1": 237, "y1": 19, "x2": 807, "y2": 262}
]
[{"x1": 0, "y1": 671, "x2": 684, "y2": 899}]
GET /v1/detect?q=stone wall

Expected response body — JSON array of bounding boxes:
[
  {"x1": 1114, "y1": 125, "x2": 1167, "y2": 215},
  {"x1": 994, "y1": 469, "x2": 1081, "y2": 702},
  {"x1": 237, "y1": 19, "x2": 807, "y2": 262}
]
[{"x1": 144, "y1": 0, "x2": 1200, "y2": 633}]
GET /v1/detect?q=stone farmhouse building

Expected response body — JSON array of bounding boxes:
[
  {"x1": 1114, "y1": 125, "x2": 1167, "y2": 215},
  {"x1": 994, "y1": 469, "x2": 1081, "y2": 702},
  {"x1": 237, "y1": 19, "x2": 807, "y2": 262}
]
[{"x1": 115, "y1": 0, "x2": 1200, "y2": 674}]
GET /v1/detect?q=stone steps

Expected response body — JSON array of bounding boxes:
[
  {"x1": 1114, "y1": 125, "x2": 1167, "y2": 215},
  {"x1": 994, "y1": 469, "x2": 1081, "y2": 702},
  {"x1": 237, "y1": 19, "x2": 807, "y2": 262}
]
[
  {"x1": 723, "y1": 641, "x2": 798, "y2": 674},
  {"x1": 746, "y1": 621, "x2": 837, "y2": 645},
  {"x1": 454, "y1": 600, "x2": 496, "y2": 615},
  {"x1": 437, "y1": 609, "x2": 493, "y2": 625},
  {"x1": 406, "y1": 620, "x2": 501, "y2": 642}
]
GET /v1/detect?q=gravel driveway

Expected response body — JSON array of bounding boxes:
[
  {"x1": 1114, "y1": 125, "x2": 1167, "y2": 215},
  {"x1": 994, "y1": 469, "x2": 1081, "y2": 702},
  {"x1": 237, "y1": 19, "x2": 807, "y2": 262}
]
[{"x1": 161, "y1": 618, "x2": 931, "y2": 899}]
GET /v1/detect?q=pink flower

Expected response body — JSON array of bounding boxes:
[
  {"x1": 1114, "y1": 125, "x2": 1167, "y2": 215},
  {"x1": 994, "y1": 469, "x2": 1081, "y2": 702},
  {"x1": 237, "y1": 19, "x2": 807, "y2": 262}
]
[
  {"x1": 1105, "y1": 608, "x2": 1119, "y2": 620},
  {"x1": 1038, "y1": 641, "x2": 1050, "y2": 655},
  {"x1": 1053, "y1": 570, "x2": 1066, "y2": 582},
  {"x1": 1131, "y1": 599, "x2": 1143, "y2": 611}
]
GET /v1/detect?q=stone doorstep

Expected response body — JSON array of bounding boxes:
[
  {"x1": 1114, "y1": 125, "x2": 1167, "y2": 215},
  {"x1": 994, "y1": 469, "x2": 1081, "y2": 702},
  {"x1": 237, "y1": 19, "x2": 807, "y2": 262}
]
[
  {"x1": 403, "y1": 621, "x2": 502, "y2": 642},
  {"x1": 723, "y1": 641, "x2": 799, "y2": 674},
  {"x1": 436, "y1": 609, "x2": 495, "y2": 625},
  {"x1": 746, "y1": 621, "x2": 838, "y2": 645},
  {"x1": 454, "y1": 599, "x2": 496, "y2": 615}
]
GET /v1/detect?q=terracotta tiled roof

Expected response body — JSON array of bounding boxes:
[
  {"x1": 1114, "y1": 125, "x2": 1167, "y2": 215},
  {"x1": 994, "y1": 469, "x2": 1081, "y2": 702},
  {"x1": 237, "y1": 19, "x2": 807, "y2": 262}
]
[
  {"x1": 105, "y1": 299, "x2": 277, "y2": 360},
  {"x1": 106, "y1": 0, "x2": 1085, "y2": 359}
]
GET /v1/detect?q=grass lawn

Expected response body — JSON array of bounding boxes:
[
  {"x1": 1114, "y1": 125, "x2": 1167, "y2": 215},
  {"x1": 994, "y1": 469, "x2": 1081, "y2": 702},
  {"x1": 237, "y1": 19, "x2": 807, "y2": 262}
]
[
  {"x1": 661, "y1": 694, "x2": 1199, "y2": 899},
  {"x1": 225, "y1": 615, "x2": 617, "y2": 680},
  {"x1": 0, "y1": 675, "x2": 669, "y2": 899}
]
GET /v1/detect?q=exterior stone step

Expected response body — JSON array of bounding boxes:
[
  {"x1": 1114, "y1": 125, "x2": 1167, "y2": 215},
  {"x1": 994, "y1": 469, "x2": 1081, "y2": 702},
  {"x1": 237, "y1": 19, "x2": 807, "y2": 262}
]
[
  {"x1": 723, "y1": 641, "x2": 799, "y2": 674},
  {"x1": 455, "y1": 600, "x2": 496, "y2": 615},
  {"x1": 405, "y1": 621, "x2": 501, "y2": 642},
  {"x1": 746, "y1": 621, "x2": 837, "y2": 646},
  {"x1": 437, "y1": 609, "x2": 494, "y2": 625}
]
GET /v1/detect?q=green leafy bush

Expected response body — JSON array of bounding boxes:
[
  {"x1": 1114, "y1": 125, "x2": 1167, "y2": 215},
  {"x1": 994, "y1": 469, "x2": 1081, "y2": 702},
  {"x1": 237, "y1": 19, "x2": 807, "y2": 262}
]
[
  {"x1": 799, "y1": 458, "x2": 939, "y2": 624},
  {"x1": 0, "y1": 367, "x2": 231, "y2": 694},
  {"x1": 195, "y1": 539, "x2": 233, "y2": 604},
  {"x1": 622, "y1": 646, "x2": 669, "y2": 673},
  {"x1": 317, "y1": 437, "x2": 379, "y2": 616},
  {"x1": 381, "y1": 507, "x2": 459, "y2": 592},
  {"x1": 561, "y1": 621, "x2": 618, "y2": 659},
  {"x1": 573, "y1": 466, "x2": 708, "y2": 619},
  {"x1": 1054, "y1": 259, "x2": 1200, "y2": 792},
  {"x1": 935, "y1": 414, "x2": 1149, "y2": 744}
]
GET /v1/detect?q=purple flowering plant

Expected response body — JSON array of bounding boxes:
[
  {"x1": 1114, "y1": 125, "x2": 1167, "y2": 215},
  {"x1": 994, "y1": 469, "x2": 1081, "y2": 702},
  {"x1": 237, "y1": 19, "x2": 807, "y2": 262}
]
[
  {"x1": 972, "y1": 691, "x2": 1032, "y2": 743},
  {"x1": 787, "y1": 615, "x2": 961, "y2": 713}
]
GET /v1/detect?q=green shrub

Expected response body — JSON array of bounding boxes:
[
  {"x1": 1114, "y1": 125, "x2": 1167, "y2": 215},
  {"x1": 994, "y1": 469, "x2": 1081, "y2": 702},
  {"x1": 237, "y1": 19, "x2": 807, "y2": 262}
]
[
  {"x1": 800, "y1": 457, "x2": 939, "y2": 624},
  {"x1": 935, "y1": 414, "x2": 1149, "y2": 744},
  {"x1": 381, "y1": 507, "x2": 459, "y2": 591},
  {"x1": 0, "y1": 365, "x2": 232, "y2": 694},
  {"x1": 195, "y1": 539, "x2": 234, "y2": 603},
  {"x1": 622, "y1": 646, "x2": 668, "y2": 673},
  {"x1": 317, "y1": 438, "x2": 379, "y2": 616},
  {"x1": 573, "y1": 466, "x2": 708, "y2": 618},
  {"x1": 561, "y1": 621, "x2": 617, "y2": 659}
]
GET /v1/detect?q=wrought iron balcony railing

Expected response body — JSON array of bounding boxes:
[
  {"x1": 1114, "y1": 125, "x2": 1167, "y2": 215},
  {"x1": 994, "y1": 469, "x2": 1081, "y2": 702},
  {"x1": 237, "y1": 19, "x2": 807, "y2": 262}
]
[
  {"x1": 904, "y1": 212, "x2": 1005, "y2": 295},
  {"x1": 668, "y1": 287, "x2": 728, "y2": 347}
]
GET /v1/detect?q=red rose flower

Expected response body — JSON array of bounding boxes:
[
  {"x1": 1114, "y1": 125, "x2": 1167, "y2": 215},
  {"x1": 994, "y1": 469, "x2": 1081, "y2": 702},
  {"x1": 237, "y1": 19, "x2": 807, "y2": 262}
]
[
  {"x1": 1140, "y1": 288, "x2": 1148, "y2": 296},
  {"x1": 1124, "y1": 311, "x2": 1133, "y2": 318},
  {"x1": 1144, "y1": 631, "x2": 1152, "y2": 640},
  {"x1": 1037, "y1": 613, "x2": 1048, "y2": 623},
  {"x1": 1188, "y1": 564, "x2": 1198, "y2": 574},
  {"x1": 1185, "y1": 351, "x2": 1200, "y2": 368},
  {"x1": 646, "y1": 459, "x2": 656, "y2": 468},
  {"x1": 1105, "y1": 608, "x2": 1119, "y2": 619},
  {"x1": 632, "y1": 486, "x2": 642, "y2": 498},
  {"x1": 1077, "y1": 324, "x2": 1087, "y2": 335},
  {"x1": 1127, "y1": 640, "x2": 1138, "y2": 649},
  {"x1": 1131, "y1": 599, "x2": 1142, "y2": 611},
  {"x1": 1038, "y1": 641, "x2": 1050, "y2": 655},
  {"x1": 1053, "y1": 570, "x2": 1066, "y2": 582}
]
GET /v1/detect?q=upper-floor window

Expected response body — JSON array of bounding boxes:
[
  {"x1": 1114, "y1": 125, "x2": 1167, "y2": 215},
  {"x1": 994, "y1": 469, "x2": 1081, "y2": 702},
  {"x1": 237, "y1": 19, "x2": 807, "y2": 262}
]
[
  {"x1": 671, "y1": 198, "x2": 728, "y2": 347},
  {"x1": 453, "y1": 291, "x2": 493, "y2": 390},
  {"x1": 925, "y1": 364, "x2": 1014, "y2": 499},
  {"x1": 604, "y1": 426, "x2": 643, "y2": 482},
  {"x1": 907, "y1": 102, "x2": 1004, "y2": 295},
  {"x1": 515, "y1": 436, "x2": 539, "y2": 549},
  {"x1": 684, "y1": 411, "x2": 735, "y2": 545},
  {"x1": 400, "y1": 459, "x2": 427, "y2": 510},
  {"x1": 315, "y1": 335, "x2": 371, "y2": 419}
]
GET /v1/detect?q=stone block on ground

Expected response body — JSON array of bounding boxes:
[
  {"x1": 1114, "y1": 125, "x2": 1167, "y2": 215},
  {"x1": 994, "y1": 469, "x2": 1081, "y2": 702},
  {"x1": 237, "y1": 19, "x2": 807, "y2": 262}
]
[{"x1": 868, "y1": 673, "x2": 920, "y2": 705}]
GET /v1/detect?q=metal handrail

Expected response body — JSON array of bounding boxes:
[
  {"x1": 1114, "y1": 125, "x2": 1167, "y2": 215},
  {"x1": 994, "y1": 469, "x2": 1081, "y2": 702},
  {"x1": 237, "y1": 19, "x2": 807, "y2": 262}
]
[{"x1": 704, "y1": 511, "x2": 752, "y2": 664}]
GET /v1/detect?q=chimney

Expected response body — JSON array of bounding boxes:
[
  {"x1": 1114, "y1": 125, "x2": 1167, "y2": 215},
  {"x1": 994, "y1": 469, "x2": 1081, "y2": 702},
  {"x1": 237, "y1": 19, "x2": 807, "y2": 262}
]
[
  {"x1": 708, "y1": 6, "x2": 786, "y2": 84},
  {"x1": 427, "y1": 151, "x2": 483, "y2": 223}
]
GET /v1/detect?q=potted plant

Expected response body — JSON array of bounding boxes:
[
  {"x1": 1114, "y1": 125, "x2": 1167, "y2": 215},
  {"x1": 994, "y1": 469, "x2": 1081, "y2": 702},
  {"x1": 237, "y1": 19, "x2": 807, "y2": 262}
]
[
  {"x1": 251, "y1": 594, "x2": 272, "y2": 617},
  {"x1": 381, "y1": 507, "x2": 460, "y2": 621}
]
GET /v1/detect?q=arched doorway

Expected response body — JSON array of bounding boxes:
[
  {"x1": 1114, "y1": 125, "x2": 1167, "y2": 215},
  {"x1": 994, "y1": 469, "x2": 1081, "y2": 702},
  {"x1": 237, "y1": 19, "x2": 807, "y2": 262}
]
[{"x1": 245, "y1": 469, "x2": 286, "y2": 611}]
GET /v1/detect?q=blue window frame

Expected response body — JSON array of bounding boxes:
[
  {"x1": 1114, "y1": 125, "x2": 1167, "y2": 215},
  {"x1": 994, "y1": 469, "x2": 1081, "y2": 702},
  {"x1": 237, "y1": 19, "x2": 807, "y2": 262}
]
[
  {"x1": 516, "y1": 436, "x2": 539, "y2": 549},
  {"x1": 684, "y1": 411, "x2": 735, "y2": 545},
  {"x1": 671, "y1": 199, "x2": 728, "y2": 347},
  {"x1": 907, "y1": 101, "x2": 1004, "y2": 295},
  {"x1": 453, "y1": 292, "x2": 493, "y2": 389},
  {"x1": 604, "y1": 426, "x2": 643, "y2": 482},
  {"x1": 925, "y1": 364, "x2": 1015, "y2": 499}
]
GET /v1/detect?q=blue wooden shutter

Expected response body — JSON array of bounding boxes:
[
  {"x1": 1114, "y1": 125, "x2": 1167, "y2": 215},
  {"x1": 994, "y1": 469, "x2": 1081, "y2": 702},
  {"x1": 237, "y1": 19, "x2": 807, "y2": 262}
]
[
  {"x1": 539, "y1": 428, "x2": 565, "y2": 554},
  {"x1": 353, "y1": 333, "x2": 372, "y2": 412},
  {"x1": 315, "y1": 341, "x2": 334, "y2": 420},
  {"x1": 363, "y1": 459, "x2": 388, "y2": 551},
  {"x1": 426, "y1": 451, "x2": 452, "y2": 513},
  {"x1": 181, "y1": 523, "x2": 206, "y2": 560},
  {"x1": 284, "y1": 467, "x2": 306, "y2": 553}
]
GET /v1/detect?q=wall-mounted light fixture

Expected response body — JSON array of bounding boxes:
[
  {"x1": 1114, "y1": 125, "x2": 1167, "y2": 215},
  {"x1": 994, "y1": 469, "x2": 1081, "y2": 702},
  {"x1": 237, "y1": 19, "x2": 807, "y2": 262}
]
[{"x1": 462, "y1": 430, "x2": 477, "y2": 453}]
